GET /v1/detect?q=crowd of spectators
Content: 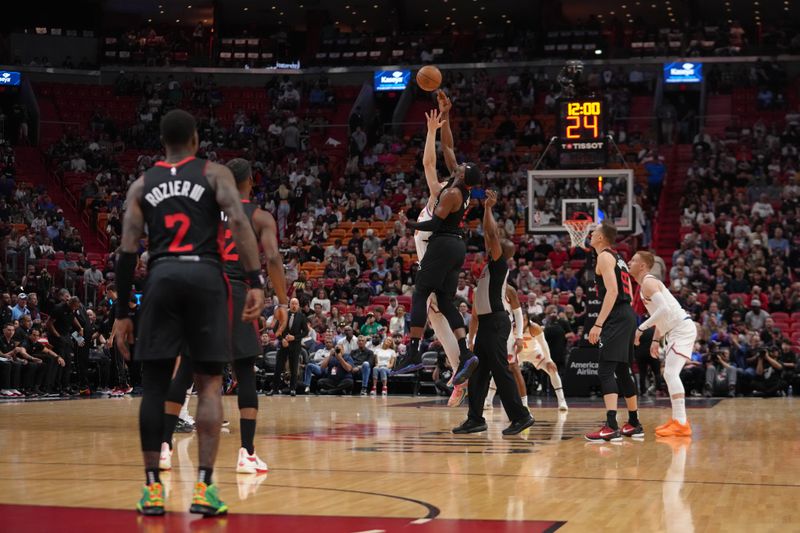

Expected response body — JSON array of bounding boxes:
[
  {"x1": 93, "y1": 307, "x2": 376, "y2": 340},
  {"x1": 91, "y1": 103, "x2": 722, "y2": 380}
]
[
  {"x1": 7, "y1": 56, "x2": 800, "y2": 400},
  {"x1": 0, "y1": 142, "x2": 136, "y2": 399},
  {"x1": 667, "y1": 112, "x2": 800, "y2": 398}
]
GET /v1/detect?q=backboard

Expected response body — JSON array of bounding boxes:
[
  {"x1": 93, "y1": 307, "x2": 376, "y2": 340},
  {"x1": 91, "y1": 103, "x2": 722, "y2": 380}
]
[{"x1": 527, "y1": 169, "x2": 634, "y2": 233}]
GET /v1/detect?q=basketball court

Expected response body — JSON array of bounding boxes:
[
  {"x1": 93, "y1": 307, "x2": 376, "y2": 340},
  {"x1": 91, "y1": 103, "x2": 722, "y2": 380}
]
[{"x1": 1, "y1": 395, "x2": 796, "y2": 532}]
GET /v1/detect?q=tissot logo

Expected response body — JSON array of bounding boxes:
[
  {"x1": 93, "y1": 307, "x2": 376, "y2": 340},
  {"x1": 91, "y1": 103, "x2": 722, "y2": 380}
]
[{"x1": 561, "y1": 142, "x2": 604, "y2": 150}]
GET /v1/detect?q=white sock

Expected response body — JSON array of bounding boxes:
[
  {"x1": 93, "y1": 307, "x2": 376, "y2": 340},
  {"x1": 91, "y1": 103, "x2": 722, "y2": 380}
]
[
  {"x1": 485, "y1": 388, "x2": 496, "y2": 404},
  {"x1": 521, "y1": 395, "x2": 527, "y2": 405},
  {"x1": 179, "y1": 389, "x2": 192, "y2": 420},
  {"x1": 555, "y1": 388, "x2": 565, "y2": 404},
  {"x1": 672, "y1": 397, "x2": 687, "y2": 424}
]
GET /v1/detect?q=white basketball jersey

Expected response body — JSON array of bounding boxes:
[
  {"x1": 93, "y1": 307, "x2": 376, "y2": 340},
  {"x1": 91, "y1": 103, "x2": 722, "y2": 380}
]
[
  {"x1": 413, "y1": 200, "x2": 435, "y2": 261},
  {"x1": 641, "y1": 274, "x2": 690, "y2": 333}
]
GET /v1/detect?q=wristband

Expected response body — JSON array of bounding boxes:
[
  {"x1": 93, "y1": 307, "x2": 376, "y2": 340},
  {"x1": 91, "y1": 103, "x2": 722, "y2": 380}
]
[
  {"x1": 245, "y1": 270, "x2": 266, "y2": 288},
  {"x1": 593, "y1": 323, "x2": 603, "y2": 328}
]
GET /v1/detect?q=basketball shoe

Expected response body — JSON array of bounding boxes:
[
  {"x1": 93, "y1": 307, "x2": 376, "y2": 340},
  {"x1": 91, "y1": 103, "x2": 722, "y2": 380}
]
[
  {"x1": 190, "y1": 482, "x2": 228, "y2": 516},
  {"x1": 585, "y1": 425, "x2": 623, "y2": 442},
  {"x1": 655, "y1": 418, "x2": 675, "y2": 432},
  {"x1": 447, "y1": 382, "x2": 468, "y2": 407},
  {"x1": 655, "y1": 419, "x2": 692, "y2": 437},
  {"x1": 236, "y1": 448, "x2": 268, "y2": 474},
  {"x1": 136, "y1": 482, "x2": 165, "y2": 516},
  {"x1": 453, "y1": 351, "x2": 479, "y2": 386},
  {"x1": 620, "y1": 422, "x2": 645, "y2": 439}
]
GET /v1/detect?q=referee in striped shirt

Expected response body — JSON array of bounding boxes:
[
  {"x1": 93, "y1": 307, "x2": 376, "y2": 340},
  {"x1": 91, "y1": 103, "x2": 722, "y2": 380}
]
[{"x1": 453, "y1": 190, "x2": 535, "y2": 435}]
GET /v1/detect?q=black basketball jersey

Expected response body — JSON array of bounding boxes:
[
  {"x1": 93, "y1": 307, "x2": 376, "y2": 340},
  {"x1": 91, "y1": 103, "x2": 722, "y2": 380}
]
[
  {"x1": 596, "y1": 248, "x2": 633, "y2": 305},
  {"x1": 140, "y1": 156, "x2": 223, "y2": 263},
  {"x1": 222, "y1": 200, "x2": 259, "y2": 281},
  {"x1": 432, "y1": 178, "x2": 470, "y2": 236}
]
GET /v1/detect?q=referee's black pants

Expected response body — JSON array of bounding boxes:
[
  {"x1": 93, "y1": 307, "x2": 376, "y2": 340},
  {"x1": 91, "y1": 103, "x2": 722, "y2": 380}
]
[
  {"x1": 273, "y1": 342, "x2": 301, "y2": 392},
  {"x1": 467, "y1": 311, "x2": 529, "y2": 424}
]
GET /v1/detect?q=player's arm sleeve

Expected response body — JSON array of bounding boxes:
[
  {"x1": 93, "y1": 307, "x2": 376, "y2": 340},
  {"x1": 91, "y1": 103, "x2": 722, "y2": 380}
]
[
  {"x1": 406, "y1": 215, "x2": 444, "y2": 232},
  {"x1": 637, "y1": 291, "x2": 669, "y2": 331},
  {"x1": 513, "y1": 308, "x2": 524, "y2": 339}
]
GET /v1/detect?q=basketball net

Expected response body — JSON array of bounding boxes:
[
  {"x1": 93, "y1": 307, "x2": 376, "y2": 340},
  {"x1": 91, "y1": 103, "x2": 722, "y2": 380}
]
[{"x1": 563, "y1": 213, "x2": 594, "y2": 249}]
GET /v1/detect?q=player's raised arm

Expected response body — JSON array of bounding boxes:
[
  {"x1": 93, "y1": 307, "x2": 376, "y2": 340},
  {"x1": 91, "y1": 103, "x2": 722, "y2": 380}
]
[
  {"x1": 422, "y1": 108, "x2": 445, "y2": 192},
  {"x1": 483, "y1": 190, "x2": 502, "y2": 260},
  {"x1": 437, "y1": 90, "x2": 458, "y2": 175}
]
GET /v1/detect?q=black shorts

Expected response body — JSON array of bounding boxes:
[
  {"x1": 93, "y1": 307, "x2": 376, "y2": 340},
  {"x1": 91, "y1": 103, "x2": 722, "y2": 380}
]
[
  {"x1": 136, "y1": 259, "x2": 231, "y2": 363},
  {"x1": 230, "y1": 280, "x2": 261, "y2": 359},
  {"x1": 598, "y1": 304, "x2": 637, "y2": 363},
  {"x1": 415, "y1": 234, "x2": 465, "y2": 296}
]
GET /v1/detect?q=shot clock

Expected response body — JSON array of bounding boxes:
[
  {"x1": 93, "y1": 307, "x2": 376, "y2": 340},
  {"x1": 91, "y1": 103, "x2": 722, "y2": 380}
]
[{"x1": 556, "y1": 98, "x2": 608, "y2": 168}]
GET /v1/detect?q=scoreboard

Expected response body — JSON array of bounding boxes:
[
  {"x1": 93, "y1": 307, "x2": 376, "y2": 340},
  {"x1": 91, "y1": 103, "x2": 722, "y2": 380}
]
[{"x1": 557, "y1": 98, "x2": 607, "y2": 168}]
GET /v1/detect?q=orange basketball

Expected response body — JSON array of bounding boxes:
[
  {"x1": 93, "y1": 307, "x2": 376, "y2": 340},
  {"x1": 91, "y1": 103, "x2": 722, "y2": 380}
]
[{"x1": 416, "y1": 65, "x2": 442, "y2": 92}]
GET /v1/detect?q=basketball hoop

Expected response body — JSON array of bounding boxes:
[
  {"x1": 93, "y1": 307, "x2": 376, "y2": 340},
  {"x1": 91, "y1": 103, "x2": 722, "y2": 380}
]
[{"x1": 564, "y1": 212, "x2": 595, "y2": 249}]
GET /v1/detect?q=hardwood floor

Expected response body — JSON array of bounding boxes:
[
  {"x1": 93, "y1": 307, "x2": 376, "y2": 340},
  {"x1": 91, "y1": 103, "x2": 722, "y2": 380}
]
[{"x1": 0, "y1": 395, "x2": 797, "y2": 532}]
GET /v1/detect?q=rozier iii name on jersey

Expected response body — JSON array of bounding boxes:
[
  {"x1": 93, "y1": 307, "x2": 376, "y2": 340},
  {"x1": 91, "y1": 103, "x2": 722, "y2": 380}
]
[{"x1": 144, "y1": 180, "x2": 207, "y2": 208}]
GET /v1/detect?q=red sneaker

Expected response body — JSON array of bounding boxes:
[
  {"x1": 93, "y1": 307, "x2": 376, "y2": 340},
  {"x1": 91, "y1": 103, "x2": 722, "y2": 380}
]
[
  {"x1": 620, "y1": 423, "x2": 645, "y2": 439},
  {"x1": 585, "y1": 425, "x2": 622, "y2": 442}
]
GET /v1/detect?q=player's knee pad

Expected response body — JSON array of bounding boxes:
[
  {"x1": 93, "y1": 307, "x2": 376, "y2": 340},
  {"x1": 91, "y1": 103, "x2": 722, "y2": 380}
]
[
  {"x1": 166, "y1": 358, "x2": 194, "y2": 404},
  {"x1": 193, "y1": 361, "x2": 225, "y2": 376},
  {"x1": 615, "y1": 363, "x2": 637, "y2": 398},
  {"x1": 663, "y1": 355, "x2": 685, "y2": 395},
  {"x1": 142, "y1": 359, "x2": 174, "y2": 394},
  {"x1": 140, "y1": 360, "x2": 174, "y2": 452},
  {"x1": 234, "y1": 357, "x2": 259, "y2": 410},
  {"x1": 411, "y1": 286, "x2": 433, "y2": 328},
  {"x1": 597, "y1": 360, "x2": 619, "y2": 395},
  {"x1": 434, "y1": 290, "x2": 464, "y2": 331}
]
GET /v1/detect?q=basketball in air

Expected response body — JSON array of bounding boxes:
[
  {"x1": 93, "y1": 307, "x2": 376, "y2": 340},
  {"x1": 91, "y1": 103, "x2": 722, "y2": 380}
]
[{"x1": 416, "y1": 65, "x2": 442, "y2": 92}]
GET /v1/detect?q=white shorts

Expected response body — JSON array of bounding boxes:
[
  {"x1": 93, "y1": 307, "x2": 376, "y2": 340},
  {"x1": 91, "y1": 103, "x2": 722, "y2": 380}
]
[
  {"x1": 664, "y1": 319, "x2": 696, "y2": 361},
  {"x1": 514, "y1": 336, "x2": 553, "y2": 370}
]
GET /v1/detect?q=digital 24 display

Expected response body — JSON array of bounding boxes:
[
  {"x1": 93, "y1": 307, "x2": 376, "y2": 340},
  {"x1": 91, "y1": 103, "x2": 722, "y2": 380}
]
[{"x1": 557, "y1": 99, "x2": 607, "y2": 168}]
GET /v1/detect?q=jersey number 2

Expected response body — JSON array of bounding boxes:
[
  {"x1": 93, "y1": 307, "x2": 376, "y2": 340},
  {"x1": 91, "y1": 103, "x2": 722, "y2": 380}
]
[
  {"x1": 165, "y1": 213, "x2": 193, "y2": 252},
  {"x1": 222, "y1": 229, "x2": 238, "y2": 261}
]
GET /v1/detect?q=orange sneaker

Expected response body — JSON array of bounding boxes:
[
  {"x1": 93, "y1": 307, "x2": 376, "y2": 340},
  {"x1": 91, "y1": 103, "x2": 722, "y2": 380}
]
[
  {"x1": 655, "y1": 419, "x2": 675, "y2": 432},
  {"x1": 655, "y1": 419, "x2": 692, "y2": 437}
]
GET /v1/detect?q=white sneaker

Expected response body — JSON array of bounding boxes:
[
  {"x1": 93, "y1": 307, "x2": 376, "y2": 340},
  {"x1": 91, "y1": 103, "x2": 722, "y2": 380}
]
[
  {"x1": 11, "y1": 389, "x2": 22, "y2": 397},
  {"x1": 180, "y1": 414, "x2": 195, "y2": 426},
  {"x1": 381, "y1": 388, "x2": 388, "y2": 397},
  {"x1": 159, "y1": 442, "x2": 172, "y2": 471},
  {"x1": 1, "y1": 389, "x2": 13, "y2": 397},
  {"x1": 236, "y1": 447, "x2": 269, "y2": 474},
  {"x1": 558, "y1": 399, "x2": 569, "y2": 411}
]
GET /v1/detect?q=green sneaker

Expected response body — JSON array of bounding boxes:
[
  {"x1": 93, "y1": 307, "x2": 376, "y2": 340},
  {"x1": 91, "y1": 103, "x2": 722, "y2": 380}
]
[
  {"x1": 189, "y1": 482, "x2": 228, "y2": 516},
  {"x1": 136, "y1": 482, "x2": 165, "y2": 516}
]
